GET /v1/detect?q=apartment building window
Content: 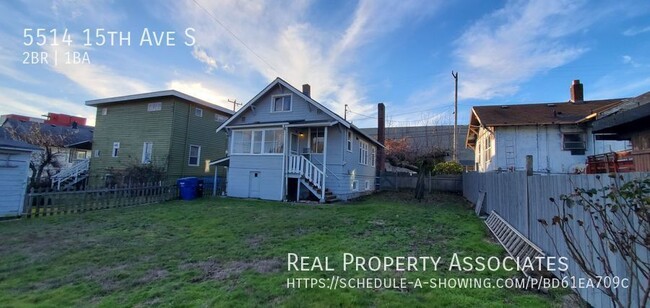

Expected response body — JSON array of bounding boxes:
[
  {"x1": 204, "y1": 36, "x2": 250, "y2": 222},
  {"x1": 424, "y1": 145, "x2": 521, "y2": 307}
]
[
  {"x1": 147, "y1": 102, "x2": 162, "y2": 112},
  {"x1": 142, "y1": 142, "x2": 153, "y2": 164},
  {"x1": 215, "y1": 113, "x2": 228, "y2": 122},
  {"x1": 195, "y1": 107, "x2": 203, "y2": 117},
  {"x1": 101, "y1": 107, "x2": 108, "y2": 115},
  {"x1": 371, "y1": 146, "x2": 376, "y2": 167},
  {"x1": 188, "y1": 145, "x2": 201, "y2": 166},
  {"x1": 352, "y1": 180, "x2": 358, "y2": 191},
  {"x1": 112, "y1": 142, "x2": 120, "y2": 157}
]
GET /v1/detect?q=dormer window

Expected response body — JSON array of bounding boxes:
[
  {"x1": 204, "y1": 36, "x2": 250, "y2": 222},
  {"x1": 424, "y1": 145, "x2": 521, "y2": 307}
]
[{"x1": 272, "y1": 94, "x2": 291, "y2": 112}]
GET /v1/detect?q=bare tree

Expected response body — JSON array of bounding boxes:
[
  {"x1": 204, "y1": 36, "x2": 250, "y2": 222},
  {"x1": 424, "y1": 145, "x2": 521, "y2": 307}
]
[
  {"x1": 384, "y1": 137, "x2": 447, "y2": 200},
  {"x1": 539, "y1": 175, "x2": 649, "y2": 307},
  {"x1": 6, "y1": 123, "x2": 70, "y2": 188}
]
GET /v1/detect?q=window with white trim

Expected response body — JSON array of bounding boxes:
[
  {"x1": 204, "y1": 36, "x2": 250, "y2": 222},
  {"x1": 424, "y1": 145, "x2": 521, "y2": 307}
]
[
  {"x1": 365, "y1": 180, "x2": 371, "y2": 190},
  {"x1": 94, "y1": 150, "x2": 101, "y2": 157},
  {"x1": 272, "y1": 95, "x2": 291, "y2": 112},
  {"x1": 359, "y1": 141, "x2": 369, "y2": 165},
  {"x1": 563, "y1": 133, "x2": 586, "y2": 155},
  {"x1": 231, "y1": 129, "x2": 284, "y2": 154},
  {"x1": 371, "y1": 146, "x2": 376, "y2": 167},
  {"x1": 142, "y1": 142, "x2": 153, "y2": 164},
  {"x1": 352, "y1": 180, "x2": 358, "y2": 191},
  {"x1": 310, "y1": 127, "x2": 324, "y2": 153},
  {"x1": 195, "y1": 107, "x2": 203, "y2": 117},
  {"x1": 215, "y1": 113, "x2": 228, "y2": 122},
  {"x1": 101, "y1": 107, "x2": 108, "y2": 115},
  {"x1": 346, "y1": 130, "x2": 353, "y2": 152},
  {"x1": 112, "y1": 142, "x2": 120, "y2": 157},
  {"x1": 188, "y1": 145, "x2": 201, "y2": 166},
  {"x1": 147, "y1": 102, "x2": 162, "y2": 112}
]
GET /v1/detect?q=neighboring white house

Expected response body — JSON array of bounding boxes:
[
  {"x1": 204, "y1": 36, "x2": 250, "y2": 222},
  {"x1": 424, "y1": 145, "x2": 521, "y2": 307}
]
[
  {"x1": 0, "y1": 129, "x2": 40, "y2": 217},
  {"x1": 1, "y1": 118, "x2": 93, "y2": 188},
  {"x1": 466, "y1": 80, "x2": 630, "y2": 173},
  {"x1": 213, "y1": 77, "x2": 383, "y2": 202}
]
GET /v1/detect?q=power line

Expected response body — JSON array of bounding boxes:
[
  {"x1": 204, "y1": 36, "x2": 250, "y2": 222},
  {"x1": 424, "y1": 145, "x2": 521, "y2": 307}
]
[{"x1": 190, "y1": 0, "x2": 278, "y2": 74}]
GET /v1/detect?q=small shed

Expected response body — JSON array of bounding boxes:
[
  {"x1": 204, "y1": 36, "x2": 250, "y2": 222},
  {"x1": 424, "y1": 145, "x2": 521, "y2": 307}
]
[{"x1": 0, "y1": 132, "x2": 40, "y2": 217}]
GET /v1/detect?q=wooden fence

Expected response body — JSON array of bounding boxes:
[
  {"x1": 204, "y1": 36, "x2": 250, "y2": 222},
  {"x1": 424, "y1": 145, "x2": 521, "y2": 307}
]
[
  {"x1": 463, "y1": 171, "x2": 649, "y2": 307},
  {"x1": 380, "y1": 173, "x2": 462, "y2": 192},
  {"x1": 23, "y1": 183, "x2": 179, "y2": 218}
]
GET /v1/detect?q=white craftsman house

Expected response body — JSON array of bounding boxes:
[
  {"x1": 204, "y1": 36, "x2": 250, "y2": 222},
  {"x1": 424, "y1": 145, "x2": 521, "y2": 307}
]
[
  {"x1": 213, "y1": 78, "x2": 383, "y2": 202},
  {"x1": 466, "y1": 80, "x2": 629, "y2": 173}
]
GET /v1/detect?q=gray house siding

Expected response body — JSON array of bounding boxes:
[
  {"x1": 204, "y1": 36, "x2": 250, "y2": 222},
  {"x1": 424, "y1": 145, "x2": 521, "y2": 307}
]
[
  {"x1": 220, "y1": 78, "x2": 380, "y2": 202},
  {"x1": 227, "y1": 155, "x2": 283, "y2": 200},
  {"x1": 236, "y1": 86, "x2": 332, "y2": 124}
]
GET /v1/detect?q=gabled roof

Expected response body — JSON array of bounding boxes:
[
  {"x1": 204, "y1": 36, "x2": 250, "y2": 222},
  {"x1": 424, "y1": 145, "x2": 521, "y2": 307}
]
[
  {"x1": 1, "y1": 118, "x2": 93, "y2": 149},
  {"x1": 85, "y1": 90, "x2": 234, "y2": 115},
  {"x1": 0, "y1": 127, "x2": 41, "y2": 152},
  {"x1": 217, "y1": 77, "x2": 383, "y2": 148},
  {"x1": 592, "y1": 91, "x2": 650, "y2": 135},
  {"x1": 466, "y1": 98, "x2": 625, "y2": 149}
]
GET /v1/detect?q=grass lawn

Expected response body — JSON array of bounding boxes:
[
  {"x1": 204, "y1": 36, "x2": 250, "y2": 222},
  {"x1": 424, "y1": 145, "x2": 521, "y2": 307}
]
[{"x1": 0, "y1": 192, "x2": 564, "y2": 307}]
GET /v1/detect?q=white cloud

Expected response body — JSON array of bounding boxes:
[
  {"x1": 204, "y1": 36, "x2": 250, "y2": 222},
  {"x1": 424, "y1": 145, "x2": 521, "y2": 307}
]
[
  {"x1": 0, "y1": 86, "x2": 96, "y2": 125},
  {"x1": 170, "y1": 0, "x2": 439, "y2": 123},
  {"x1": 453, "y1": 0, "x2": 590, "y2": 100},
  {"x1": 191, "y1": 46, "x2": 221, "y2": 73},
  {"x1": 166, "y1": 80, "x2": 235, "y2": 110},
  {"x1": 622, "y1": 25, "x2": 650, "y2": 36},
  {"x1": 42, "y1": 43, "x2": 153, "y2": 98}
]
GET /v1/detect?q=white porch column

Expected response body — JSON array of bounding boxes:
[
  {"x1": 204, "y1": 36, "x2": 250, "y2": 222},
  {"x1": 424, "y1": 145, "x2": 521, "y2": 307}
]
[
  {"x1": 282, "y1": 126, "x2": 288, "y2": 201},
  {"x1": 321, "y1": 126, "x2": 328, "y2": 202}
]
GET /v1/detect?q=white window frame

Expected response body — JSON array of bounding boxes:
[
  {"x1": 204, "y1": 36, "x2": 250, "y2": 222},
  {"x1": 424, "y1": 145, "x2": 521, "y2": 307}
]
[
  {"x1": 346, "y1": 130, "x2": 353, "y2": 152},
  {"x1": 215, "y1": 113, "x2": 228, "y2": 122},
  {"x1": 101, "y1": 107, "x2": 108, "y2": 115},
  {"x1": 352, "y1": 180, "x2": 358, "y2": 191},
  {"x1": 142, "y1": 142, "x2": 153, "y2": 164},
  {"x1": 365, "y1": 180, "x2": 371, "y2": 191},
  {"x1": 359, "y1": 141, "x2": 369, "y2": 165},
  {"x1": 271, "y1": 94, "x2": 292, "y2": 112},
  {"x1": 147, "y1": 102, "x2": 162, "y2": 112},
  {"x1": 112, "y1": 142, "x2": 120, "y2": 158},
  {"x1": 371, "y1": 146, "x2": 376, "y2": 167},
  {"x1": 230, "y1": 128, "x2": 284, "y2": 155},
  {"x1": 188, "y1": 145, "x2": 201, "y2": 166},
  {"x1": 195, "y1": 107, "x2": 203, "y2": 117},
  {"x1": 94, "y1": 149, "x2": 101, "y2": 157},
  {"x1": 309, "y1": 127, "x2": 324, "y2": 154}
]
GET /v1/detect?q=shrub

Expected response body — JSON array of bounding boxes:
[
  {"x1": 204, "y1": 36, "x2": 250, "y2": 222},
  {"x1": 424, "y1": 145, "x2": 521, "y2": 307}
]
[{"x1": 433, "y1": 161, "x2": 463, "y2": 175}]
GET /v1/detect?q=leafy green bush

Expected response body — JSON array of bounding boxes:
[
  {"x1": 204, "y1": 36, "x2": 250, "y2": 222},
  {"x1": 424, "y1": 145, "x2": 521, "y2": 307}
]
[{"x1": 433, "y1": 161, "x2": 463, "y2": 175}]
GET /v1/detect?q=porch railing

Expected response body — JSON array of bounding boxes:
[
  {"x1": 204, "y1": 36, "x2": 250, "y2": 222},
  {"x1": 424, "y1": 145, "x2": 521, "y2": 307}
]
[
  {"x1": 51, "y1": 159, "x2": 90, "y2": 190},
  {"x1": 288, "y1": 154, "x2": 324, "y2": 190}
]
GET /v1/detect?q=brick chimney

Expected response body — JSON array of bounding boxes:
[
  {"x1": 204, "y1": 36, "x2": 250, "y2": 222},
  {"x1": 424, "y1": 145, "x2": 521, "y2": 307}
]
[
  {"x1": 302, "y1": 84, "x2": 311, "y2": 97},
  {"x1": 570, "y1": 80, "x2": 583, "y2": 103},
  {"x1": 377, "y1": 103, "x2": 386, "y2": 176}
]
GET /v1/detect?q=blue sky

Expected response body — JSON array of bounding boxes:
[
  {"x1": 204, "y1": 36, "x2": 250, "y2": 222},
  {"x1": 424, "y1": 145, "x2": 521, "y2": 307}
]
[{"x1": 1, "y1": 0, "x2": 649, "y2": 128}]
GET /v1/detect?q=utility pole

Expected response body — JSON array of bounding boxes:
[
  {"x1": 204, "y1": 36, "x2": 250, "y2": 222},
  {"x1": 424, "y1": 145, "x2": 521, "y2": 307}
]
[
  {"x1": 228, "y1": 99, "x2": 241, "y2": 111},
  {"x1": 344, "y1": 104, "x2": 348, "y2": 121},
  {"x1": 452, "y1": 71, "x2": 459, "y2": 162}
]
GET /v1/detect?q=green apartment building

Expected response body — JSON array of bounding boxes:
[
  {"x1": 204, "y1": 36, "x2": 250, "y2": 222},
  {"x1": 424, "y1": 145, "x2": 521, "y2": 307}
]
[{"x1": 86, "y1": 90, "x2": 233, "y2": 186}]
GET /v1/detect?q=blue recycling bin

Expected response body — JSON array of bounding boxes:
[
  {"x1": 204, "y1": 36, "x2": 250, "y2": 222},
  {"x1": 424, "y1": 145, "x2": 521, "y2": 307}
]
[{"x1": 177, "y1": 177, "x2": 199, "y2": 200}]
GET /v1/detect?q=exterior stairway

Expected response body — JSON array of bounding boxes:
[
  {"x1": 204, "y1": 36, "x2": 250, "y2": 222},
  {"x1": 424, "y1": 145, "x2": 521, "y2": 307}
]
[
  {"x1": 51, "y1": 159, "x2": 90, "y2": 190},
  {"x1": 288, "y1": 154, "x2": 338, "y2": 203}
]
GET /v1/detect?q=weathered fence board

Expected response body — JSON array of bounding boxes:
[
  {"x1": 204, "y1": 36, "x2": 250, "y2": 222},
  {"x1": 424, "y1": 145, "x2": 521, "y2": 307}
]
[
  {"x1": 463, "y1": 171, "x2": 649, "y2": 308},
  {"x1": 23, "y1": 183, "x2": 180, "y2": 218}
]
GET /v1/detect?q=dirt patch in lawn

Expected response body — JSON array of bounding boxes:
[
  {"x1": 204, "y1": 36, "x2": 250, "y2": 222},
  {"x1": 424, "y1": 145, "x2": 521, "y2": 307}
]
[
  {"x1": 245, "y1": 235, "x2": 267, "y2": 249},
  {"x1": 182, "y1": 258, "x2": 282, "y2": 282}
]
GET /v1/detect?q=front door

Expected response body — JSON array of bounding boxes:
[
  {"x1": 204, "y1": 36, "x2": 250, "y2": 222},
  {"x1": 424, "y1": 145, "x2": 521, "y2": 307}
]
[
  {"x1": 290, "y1": 133, "x2": 299, "y2": 155},
  {"x1": 249, "y1": 171, "x2": 260, "y2": 198}
]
